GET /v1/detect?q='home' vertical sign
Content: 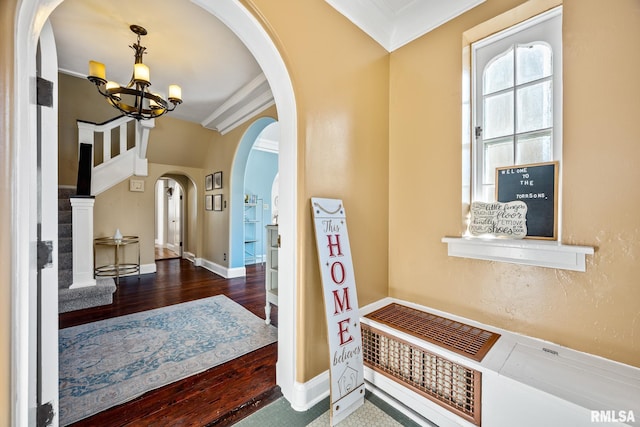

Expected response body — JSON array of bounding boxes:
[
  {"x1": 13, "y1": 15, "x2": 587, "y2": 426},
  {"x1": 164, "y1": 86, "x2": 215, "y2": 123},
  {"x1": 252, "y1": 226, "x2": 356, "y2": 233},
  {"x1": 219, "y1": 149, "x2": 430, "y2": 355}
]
[{"x1": 311, "y1": 198, "x2": 365, "y2": 426}]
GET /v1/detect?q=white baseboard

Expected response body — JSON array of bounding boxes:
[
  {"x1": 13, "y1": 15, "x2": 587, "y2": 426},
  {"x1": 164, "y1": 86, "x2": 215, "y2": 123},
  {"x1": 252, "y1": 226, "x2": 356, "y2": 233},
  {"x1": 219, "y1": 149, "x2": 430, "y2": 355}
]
[
  {"x1": 200, "y1": 258, "x2": 246, "y2": 279},
  {"x1": 140, "y1": 263, "x2": 156, "y2": 275},
  {"x1": 289, "y1": 370, "x2": 330, "y2": 412},
  {"x1": 183, "y1": 251, "x2": 196, "y2": 263}
]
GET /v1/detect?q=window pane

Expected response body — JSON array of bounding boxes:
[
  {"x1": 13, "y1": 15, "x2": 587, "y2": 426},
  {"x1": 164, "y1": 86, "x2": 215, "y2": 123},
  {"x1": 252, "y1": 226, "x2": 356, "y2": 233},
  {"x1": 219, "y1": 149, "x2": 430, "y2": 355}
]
[
  {"x1": 516, "y1": 132, "x2": 552, "y2": 164},
  {"x1": 480, "y1": 184, "x2": 496, "y2": 202},
  {"x1": 484, "y1": 92, "x2": 514, "y2": 139},
  {"x1": 516, "y1": 81, "x2": 552, "y2": 133},
  {"x1": 484, "y1": 137, "x2": 514, "y2": 184},
  {"x1": 516, "y1": 43, "x2": 552, "y2": 85},
  {"x1": 484, "y1": 48, "x2": 513, "y2": 94}
]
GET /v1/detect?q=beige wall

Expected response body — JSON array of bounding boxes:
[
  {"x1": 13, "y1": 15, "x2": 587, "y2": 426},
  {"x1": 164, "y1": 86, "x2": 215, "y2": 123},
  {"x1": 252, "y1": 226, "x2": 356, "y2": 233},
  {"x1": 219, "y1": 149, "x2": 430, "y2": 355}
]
[
  {"x1": 0, "y1": 0, "x2": 14, "y2": 423},
  {"x1": 244, "y1": 0, "x2": 391, "y2": 380},
  {"x1": 58, "y1": 73, "x2": 119, "y2": 185},
  {"x1": 389, "y1": 0, "x2": 640, "y2": 368},
  {"x1": 93, "y1": 164, "x2": 204, "y2": 266}
]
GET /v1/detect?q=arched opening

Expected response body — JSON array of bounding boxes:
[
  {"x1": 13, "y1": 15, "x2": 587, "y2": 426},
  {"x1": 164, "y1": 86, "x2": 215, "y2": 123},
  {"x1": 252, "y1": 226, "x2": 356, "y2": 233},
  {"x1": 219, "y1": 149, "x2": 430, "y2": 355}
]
[
  {"x1": 230, "y1": 117, "x2": 278, "y2": 269},
  {"x1": 12, "y1": 0, "x2": 299, "y2": 423},
  {"x1": 155, "y1": 173, "x2": 196, "y2": 261}
]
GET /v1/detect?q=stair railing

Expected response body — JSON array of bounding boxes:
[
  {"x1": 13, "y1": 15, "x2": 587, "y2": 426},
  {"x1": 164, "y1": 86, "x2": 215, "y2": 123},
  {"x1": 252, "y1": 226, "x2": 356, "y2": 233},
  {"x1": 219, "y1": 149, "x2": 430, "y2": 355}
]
[{"x1": 77, "y1": 115, "x2": 154, "y2": 196}]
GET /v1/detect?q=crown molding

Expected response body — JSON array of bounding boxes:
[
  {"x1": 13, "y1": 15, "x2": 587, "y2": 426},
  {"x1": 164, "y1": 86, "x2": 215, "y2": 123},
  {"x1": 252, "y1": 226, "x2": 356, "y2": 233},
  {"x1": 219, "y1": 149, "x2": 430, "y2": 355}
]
[{"x1": 325, "y1": 0, "x2": 486, "y2": 52}]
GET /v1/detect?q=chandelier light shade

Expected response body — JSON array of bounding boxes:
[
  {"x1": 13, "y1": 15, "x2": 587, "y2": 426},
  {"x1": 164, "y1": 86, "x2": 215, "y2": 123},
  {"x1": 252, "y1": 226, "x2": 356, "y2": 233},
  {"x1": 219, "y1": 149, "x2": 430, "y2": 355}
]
[{"x1": 87, "y1": 25, "x2": 182, "y2": 120}]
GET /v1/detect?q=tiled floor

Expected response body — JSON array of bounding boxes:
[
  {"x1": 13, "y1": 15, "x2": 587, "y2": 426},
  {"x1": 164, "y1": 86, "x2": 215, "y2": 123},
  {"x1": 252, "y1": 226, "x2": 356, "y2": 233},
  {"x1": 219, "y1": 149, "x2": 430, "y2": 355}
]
[{"x1": 234, "y1": 391, "x2": 432, "y2": 426}]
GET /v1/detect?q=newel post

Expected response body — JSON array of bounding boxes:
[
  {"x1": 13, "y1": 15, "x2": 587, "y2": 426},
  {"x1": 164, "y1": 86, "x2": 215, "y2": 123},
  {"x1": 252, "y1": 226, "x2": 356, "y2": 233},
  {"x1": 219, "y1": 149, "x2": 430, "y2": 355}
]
[{"x1": 69, "y1": 197, "x2": 96, "y2": 288}]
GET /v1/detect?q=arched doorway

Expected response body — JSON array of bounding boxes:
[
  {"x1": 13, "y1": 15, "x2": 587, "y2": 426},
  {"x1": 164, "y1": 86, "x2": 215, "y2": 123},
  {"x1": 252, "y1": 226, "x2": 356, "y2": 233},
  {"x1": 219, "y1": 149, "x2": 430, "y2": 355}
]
[
  {"x1": 155, "y1": 175, "x2": 193, "y2": 261},
  {"x1": 230, "y1": 118, "x2": 278, "y2": 269},
  {"x1": 12, "y1": 1, "x2": 299, "y2": 423}
]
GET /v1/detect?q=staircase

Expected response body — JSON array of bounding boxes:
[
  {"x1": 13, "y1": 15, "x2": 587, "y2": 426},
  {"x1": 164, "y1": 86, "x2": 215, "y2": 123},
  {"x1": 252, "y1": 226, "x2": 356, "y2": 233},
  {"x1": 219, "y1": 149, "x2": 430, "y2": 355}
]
[
  {"x1": 57, "y1": 116, "x2": 152, "y2": 313},
  {"x1": 58, "y1": 186, "x2": 116, "y2": 313}
]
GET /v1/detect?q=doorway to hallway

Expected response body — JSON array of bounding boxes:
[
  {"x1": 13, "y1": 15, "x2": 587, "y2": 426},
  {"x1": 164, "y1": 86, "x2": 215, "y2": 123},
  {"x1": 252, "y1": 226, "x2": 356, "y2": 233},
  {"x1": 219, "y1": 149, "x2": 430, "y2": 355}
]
[{"x1": 59, "y1": 259, "x2": 279, "y2": 425}]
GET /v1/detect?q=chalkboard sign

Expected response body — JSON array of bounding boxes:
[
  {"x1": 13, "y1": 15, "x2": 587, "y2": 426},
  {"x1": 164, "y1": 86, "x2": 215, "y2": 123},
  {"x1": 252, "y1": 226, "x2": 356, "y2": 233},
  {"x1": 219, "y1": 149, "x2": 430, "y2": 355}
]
[{"x1": 496, "y1": 161, "x2": 558, "y2": 240}]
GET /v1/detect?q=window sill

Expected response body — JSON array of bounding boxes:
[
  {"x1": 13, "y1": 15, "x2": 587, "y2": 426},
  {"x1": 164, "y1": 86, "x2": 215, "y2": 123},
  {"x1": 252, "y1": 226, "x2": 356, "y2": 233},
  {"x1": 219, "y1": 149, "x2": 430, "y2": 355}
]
[{"x1": 441, "y1": 237, "x2": 594, "y2": 272}]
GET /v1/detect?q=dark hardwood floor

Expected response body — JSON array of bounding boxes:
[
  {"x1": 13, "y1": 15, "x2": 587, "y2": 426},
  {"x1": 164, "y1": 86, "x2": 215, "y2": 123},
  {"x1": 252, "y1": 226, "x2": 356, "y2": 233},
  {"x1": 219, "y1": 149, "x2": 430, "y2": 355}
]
[{"x1": 59, "y1": 259, "x2": 280, "y2": 427}]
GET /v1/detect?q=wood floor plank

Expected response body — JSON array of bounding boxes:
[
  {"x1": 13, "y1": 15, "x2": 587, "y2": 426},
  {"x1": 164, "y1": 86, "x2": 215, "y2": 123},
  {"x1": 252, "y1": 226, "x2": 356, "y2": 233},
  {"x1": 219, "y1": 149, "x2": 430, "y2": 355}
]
[{"x1": 60, "y1": 259, "x2": 279, "y2": 426}]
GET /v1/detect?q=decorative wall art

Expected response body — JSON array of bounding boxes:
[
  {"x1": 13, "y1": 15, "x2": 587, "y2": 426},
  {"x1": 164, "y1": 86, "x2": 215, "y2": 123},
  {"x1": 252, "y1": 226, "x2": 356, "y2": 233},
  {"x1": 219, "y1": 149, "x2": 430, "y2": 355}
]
[
  {"x1": 468, "y1": 201, "x2": 527, "y2": 238},
  {"x1": 213, "y1": 194, "x2": 223, "y2": 211},
  {"x1": 213, "y1": 171, "x2": 223, "y2": 189},
  {"x1": 205, "y1": 174, "x2": 213, "y2": 191},
  {"x1": 205, "y1": 194, "x2": 213, "y2": 211}
]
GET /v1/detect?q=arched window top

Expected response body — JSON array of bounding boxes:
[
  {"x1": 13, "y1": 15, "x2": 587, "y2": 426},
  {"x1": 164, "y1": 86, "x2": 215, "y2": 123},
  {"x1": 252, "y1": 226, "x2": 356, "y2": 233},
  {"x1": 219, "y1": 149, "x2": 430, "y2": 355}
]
[{"x1": 483, "y1": 42, "x2": 552, "y2": 95}]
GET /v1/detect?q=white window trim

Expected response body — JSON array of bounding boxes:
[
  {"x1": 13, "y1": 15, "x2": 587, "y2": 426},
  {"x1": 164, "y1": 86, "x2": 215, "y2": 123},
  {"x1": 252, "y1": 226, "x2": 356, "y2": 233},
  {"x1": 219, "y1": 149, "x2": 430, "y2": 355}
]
[
  {"x1": 444, "y1": 3, "x2": 594, "y2": 271},
  {"x1": 442, "y1": 237, "x2": 594, "y2": 272},
  {"x1": 473, "y1": 7, "x2": 563, "y2": 210}
]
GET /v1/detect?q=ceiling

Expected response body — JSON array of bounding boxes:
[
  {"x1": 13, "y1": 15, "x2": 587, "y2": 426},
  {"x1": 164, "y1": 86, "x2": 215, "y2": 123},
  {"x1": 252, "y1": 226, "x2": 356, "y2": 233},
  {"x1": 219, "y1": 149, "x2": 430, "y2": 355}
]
[
  {"x1": 325, "y1": 0, "x2": 486, "y2": 51},
  {"x1": 49, "y1": 0, "x2": 273, "y2": 134},
  {"x1": 50, "y1": 0, "x2": 485, "y2": 134}
]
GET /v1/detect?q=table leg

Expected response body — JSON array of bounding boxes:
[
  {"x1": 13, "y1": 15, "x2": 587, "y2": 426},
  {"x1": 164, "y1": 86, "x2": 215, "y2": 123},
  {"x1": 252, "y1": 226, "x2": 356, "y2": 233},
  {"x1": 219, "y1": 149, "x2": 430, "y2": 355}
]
[{"x1": 114, "y1": 244, "x2": 120, "y2": 285}]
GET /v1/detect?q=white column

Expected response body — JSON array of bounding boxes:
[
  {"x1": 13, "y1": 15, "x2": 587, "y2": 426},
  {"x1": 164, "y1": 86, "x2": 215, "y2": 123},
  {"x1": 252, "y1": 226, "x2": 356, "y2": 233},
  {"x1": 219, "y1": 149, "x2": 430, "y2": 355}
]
[{"x1": 70, "y1": 197, "x2": 96, "y2": 288}]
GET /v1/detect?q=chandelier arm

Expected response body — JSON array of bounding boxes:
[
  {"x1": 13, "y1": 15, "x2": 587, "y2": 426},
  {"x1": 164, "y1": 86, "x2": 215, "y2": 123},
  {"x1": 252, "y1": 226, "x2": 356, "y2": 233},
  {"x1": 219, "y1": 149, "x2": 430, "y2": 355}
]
[{"x1": 86, "y1": 24, "x2": 181, "y2": 121}]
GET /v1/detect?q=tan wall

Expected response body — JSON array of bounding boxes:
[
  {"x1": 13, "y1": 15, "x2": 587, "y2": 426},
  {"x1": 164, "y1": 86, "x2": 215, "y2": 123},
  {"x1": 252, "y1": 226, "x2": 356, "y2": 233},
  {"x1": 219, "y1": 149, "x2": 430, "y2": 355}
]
[
  {"x1": 94, "y1": 164, "x2": 205, "y2": 266},
  {"x1": 58, "y1": 73, "x2": 119, "y2": 185},
  {"x1": 0, "y1": 0, "x2": 15, "y2": 423},
  {"x1": 244, "y1": 0, "x2": 390, "y2": 380},
  {"x1": 389, "y1": 0, "x2": 640, "y2": 367}
]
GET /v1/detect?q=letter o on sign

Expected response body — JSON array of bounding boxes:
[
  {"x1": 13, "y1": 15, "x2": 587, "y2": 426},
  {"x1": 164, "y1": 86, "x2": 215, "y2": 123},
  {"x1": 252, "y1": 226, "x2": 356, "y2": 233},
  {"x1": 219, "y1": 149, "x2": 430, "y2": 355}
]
[{"x1": 330, "y1": 261, "x2": 346, "y2": 284}]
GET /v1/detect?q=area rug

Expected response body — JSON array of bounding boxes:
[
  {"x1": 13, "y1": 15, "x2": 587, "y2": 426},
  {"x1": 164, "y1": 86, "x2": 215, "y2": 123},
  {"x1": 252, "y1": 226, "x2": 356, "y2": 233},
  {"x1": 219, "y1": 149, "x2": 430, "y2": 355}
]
[{"x1": 59, "y1": 295, "x2": 278, "y2": 426}]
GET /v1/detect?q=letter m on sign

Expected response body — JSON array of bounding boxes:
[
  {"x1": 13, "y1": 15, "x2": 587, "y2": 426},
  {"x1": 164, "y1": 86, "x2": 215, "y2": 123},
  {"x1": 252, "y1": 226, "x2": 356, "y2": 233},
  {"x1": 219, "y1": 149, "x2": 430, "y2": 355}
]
[{"x1": 311, "y1": 198, "x2": 365, "y2": 426}]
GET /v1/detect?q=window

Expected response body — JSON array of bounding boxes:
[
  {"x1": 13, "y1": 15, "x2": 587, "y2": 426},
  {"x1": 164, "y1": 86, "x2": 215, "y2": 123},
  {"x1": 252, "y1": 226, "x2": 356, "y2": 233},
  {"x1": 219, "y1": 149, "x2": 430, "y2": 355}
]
[
  {"x1": 446, "y1": 5, "x2": 592, "y2": 271},
  {"x1": 472, "y1": 7, "x2": 562, "y2": 202}
]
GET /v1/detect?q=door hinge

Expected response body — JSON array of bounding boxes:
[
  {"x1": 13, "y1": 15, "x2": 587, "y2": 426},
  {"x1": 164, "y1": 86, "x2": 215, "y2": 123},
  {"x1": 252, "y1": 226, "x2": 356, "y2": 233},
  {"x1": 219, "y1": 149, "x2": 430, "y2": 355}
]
[
  {"x1": 36, "y1": 77, "x2": 54, "y2": 108},
  {"x1": 37, "y1": 240, "x2": 53, "y2": 270},
  {"x1": 277, "y1": 235, "x2": 281, "y2": 248},
  {"x1": 37, "y1": 401, "x2": 54, "y2": 426},
  {"x1": 475, "y1": 126, "x2": 482, "y2": 139}
]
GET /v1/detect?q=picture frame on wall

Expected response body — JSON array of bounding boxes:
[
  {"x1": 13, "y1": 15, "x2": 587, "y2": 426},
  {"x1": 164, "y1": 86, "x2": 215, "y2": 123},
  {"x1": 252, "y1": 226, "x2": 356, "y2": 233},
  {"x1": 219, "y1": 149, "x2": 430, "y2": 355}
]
[
  {"x1": 205, "y1": 194, "x2": 213, "y2": 211},
  {"x1": 213, "y1": 194, "x2": 223, "y2": 211},
  {"x1": 213, "y1": 171, "x2": 223, "y2": 189},
  {"x1": 205, "y1": 174, "x2": 213, "y2": 191}
]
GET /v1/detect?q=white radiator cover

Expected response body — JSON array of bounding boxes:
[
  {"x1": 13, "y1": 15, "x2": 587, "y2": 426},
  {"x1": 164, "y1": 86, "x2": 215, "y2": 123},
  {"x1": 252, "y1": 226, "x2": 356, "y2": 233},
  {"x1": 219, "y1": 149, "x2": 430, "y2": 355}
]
[{"x1": 360, "y1": 298, "x2": 640, "y2": 427}]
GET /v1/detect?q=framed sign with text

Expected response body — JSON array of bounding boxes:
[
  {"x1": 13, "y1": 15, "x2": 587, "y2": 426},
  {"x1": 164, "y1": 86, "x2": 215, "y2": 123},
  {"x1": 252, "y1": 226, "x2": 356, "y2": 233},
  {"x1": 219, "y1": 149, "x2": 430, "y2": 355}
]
[{"x1": 496, "y1": 161, "x2": 558, "y2": 240}]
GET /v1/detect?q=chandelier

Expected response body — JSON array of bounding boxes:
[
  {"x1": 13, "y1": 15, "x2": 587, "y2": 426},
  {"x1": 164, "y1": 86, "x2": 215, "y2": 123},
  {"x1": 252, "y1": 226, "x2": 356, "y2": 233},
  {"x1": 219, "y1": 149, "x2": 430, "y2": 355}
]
[{"x1": 87, "y1": 25, "x2": 182, "y2": 120}]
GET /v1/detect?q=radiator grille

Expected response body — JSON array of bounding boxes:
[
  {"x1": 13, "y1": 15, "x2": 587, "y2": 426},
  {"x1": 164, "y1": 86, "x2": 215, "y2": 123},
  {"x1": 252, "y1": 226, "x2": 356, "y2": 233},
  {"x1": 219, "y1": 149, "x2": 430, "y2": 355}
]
[
  {"x1": 362, "y1": 324, "x2": 482, "y2": 426},
  {"x1": 364, "y1": 303, "x2": 499, "y2": 362}
]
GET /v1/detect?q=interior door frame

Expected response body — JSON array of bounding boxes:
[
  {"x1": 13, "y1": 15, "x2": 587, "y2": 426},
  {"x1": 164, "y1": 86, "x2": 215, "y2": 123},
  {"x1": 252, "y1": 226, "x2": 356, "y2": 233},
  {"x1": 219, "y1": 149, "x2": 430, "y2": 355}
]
[{"x1": 12, "y1": 2, "x2": 300, "y2": 424}]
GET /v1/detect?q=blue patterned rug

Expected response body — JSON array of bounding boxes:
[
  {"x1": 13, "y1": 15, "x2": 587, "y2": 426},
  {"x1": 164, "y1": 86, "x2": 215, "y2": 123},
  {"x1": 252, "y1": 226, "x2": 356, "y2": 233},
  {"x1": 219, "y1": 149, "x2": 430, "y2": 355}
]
[{"x1": 59, "y1": 295, "x2": 278, "y2": 426}]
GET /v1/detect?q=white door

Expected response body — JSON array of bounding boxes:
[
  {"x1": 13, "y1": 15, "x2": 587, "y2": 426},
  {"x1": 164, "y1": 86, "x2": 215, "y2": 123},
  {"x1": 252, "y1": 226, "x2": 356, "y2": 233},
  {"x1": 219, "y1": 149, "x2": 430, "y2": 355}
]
[{"x1": 166, "y1": 182, "x2": 183, "y2": 256}]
